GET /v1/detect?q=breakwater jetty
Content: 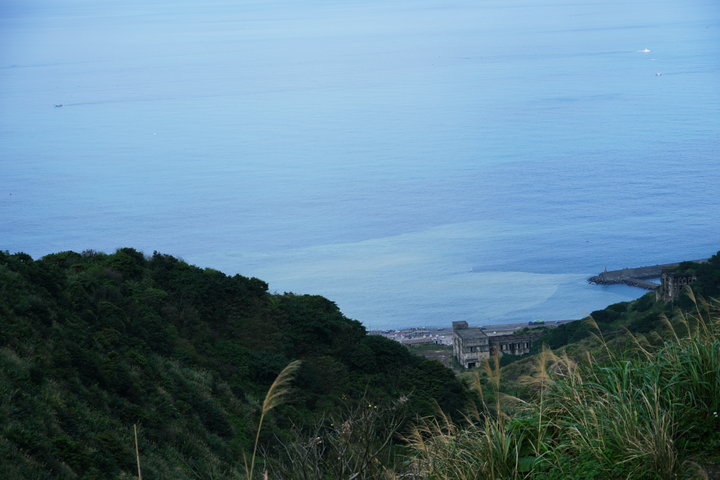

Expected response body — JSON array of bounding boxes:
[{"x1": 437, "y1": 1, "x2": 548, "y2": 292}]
[{"x1": 588, "y1": 259, "x2": 708, "y2": 290}]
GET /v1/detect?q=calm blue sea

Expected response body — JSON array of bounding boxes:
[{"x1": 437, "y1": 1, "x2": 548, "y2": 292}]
[{"x1": 1, "y1": 0, "x2": 719, "y2": 330}]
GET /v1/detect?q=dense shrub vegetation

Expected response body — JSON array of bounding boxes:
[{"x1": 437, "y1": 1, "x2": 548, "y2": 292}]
[
  {"x1": 2, "y1": 248, "x2": 719, "y2": 479},
  {"x1": 0, "y1": 248, "x2": 470, "y2": 479}
]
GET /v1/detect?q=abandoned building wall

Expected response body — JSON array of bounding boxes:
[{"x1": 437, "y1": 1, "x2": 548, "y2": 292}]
[
  {"x1": 661, "y1": 270, "x2": 697, "y2": 302},
  {"x1": 453, "y1": 325, "x2": 545, "y2": 368}
]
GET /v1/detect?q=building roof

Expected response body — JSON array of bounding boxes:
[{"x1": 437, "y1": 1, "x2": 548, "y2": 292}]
[{"x1": 455, "y1": 328, "x2": 488, "y2": 340}]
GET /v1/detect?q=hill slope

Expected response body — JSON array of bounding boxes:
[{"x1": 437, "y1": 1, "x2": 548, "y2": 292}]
[{"x1": 0, "y1": 248, "x2": 469, "y2": 479}]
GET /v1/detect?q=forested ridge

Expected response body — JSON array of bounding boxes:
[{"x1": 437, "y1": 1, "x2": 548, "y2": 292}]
[
  {"x1": 0, "y1": 248, "x2": 469, "y2": 479},
  {"x1": 2, "y1": 248, "x2": 720, "y2": 479}
]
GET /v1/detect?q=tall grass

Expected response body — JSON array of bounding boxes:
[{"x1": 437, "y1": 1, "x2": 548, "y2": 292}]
[
  {"x1": 244, "y1": 360, "x2": 301, "y2": 480},
  {"x1": 407, "y1": 355, "x2": 539, "y2": 480},
  {"x1": 406, "y1": 292, "x2": 720, "y2": 479},
  {"x1": 536, "y1": 296, "x2": 719, "y2": 478},
  {"x1": 267, "y1": 394, "x2": 409, "y2": 480},
  {"x1": 134, "y1": 424, "x2": 142, "y2": 480}
]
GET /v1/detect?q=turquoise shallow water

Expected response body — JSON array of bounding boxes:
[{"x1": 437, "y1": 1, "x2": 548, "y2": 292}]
[{"x1": 2, "y1": 0, "x2": 719, "y2": 329}]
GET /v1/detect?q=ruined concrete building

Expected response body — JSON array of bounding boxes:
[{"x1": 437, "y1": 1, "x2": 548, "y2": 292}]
[
  {"x1": 661, "y1": 270, "x2": 697, "y2": 302},
  {"x1": 452, "y1": 321, "x2": 490, "y2": 368},
  {"x1": 452, "y1": 321, "x2": 545, "y2": 369}
]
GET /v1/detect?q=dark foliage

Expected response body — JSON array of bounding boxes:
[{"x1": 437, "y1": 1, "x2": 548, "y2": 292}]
[
  {"x1": 628, "y1": 312, "x2": 661, "y2": 334},
  {"x1": 529, "y1": 320, "x2": 614, "y2": 354},
  {"x1": 632, "y1": 292, "x2": 655, "y2": 313},
  {"x1": 675, "y1": 253, "x2": 720, "y2": 309},
  {"x1": 0, "y1": 248, "x2": 470, "y2": 479}
]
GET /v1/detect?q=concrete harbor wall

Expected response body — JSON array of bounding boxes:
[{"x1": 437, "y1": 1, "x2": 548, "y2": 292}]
[{"x1": 588, "y1": 259, "x2": 708, "y2": 290}]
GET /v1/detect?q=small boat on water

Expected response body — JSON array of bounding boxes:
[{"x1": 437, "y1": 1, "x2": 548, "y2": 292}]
[{"x1": 54, "y1": 104, "x2": 62, "y2": 107}]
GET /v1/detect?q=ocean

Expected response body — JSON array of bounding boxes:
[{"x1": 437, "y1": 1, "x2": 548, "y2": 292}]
[{"x1": 1, "y1": 0, "x2": 719, "y2": 330}]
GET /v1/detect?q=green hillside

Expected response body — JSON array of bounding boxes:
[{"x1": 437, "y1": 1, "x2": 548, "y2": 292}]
[
  {"x1": 0, "y1": 248, "x2": 469, "y2": 479},
  {"x1": 445, "y1": 252, "x2": 720, "y2": 480},
  {"x1": 2, "y1": 248, "x2": 719, "y2": 479}
]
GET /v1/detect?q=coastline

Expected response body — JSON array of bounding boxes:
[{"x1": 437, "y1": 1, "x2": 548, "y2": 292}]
[{"x1": 369, "y1": 319, "x2": 577, "y2": 342}]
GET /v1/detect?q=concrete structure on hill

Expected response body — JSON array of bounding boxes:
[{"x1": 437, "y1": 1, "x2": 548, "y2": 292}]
[
  {"x1": 452, "y1": 321, "x2": 545, "y2": 369},
  {"x1": 452, "y1": 321, "x2": 490, "y2": 368},
  {"x1": 661, "y1": 270, "x2": 698, "y2": 302}
]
